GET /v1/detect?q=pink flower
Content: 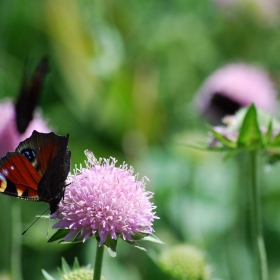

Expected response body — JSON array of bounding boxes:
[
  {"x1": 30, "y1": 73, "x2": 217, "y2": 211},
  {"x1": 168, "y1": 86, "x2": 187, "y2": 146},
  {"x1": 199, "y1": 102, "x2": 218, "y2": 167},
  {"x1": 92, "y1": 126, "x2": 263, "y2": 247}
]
[
  {"x1": 0, "y1": 99, "x2": 50, "y2": 157},
  {"x1": 212, "y1": 0, "x2": 280, "y2": 23},
  {"x1": 196, "y1": 63, "x2": 277, "y2": 123},
  {"x1": 52, "y1": 152, "x2": 158, "y2": 246}
]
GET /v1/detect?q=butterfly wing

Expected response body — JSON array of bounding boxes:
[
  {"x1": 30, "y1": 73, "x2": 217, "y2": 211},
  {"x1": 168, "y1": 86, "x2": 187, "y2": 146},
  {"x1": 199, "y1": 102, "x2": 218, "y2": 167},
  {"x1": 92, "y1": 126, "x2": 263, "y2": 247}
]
[
  {"x1": 16, "y1": 130, "x2": 64, "y2": 177},
  {"x1": 36, "y1": 133, "x2": 71, "y2": 214},
  {"x1": 0, "y1": 153, "x2": 41, "y2": 200},
  {"x1": 16, "y1": 130, "x2": 71, "y2": 213},
  {"x1": 15, "y1": 57, "x2": 49, "y2": 134}
]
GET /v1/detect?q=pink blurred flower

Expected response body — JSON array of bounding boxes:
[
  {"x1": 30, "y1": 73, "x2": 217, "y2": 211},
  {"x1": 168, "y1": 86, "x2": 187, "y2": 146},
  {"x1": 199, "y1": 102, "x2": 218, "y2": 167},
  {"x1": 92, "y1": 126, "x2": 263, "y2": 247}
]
[
  {"x1": 196, "y1": 63, "x2": 277, "y2": 123},
  {"x1": 52, "y1": 153, "x2": 158, "y2": 246},
  {"x1": 0, "y1": 99, "x2": 50, "y2": 157},
  {"x1": 212, "y1": 0, "x2": 280, "y2": 23}
]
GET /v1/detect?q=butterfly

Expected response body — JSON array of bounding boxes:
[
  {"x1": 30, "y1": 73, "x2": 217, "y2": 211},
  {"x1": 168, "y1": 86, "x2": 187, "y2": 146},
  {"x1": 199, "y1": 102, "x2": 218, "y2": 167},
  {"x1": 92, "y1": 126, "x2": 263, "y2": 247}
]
[
  {"x1": 0, "y1": 130, "x2": 71, "y2": 214},
  {"x1": 15, "y1": 56, "x2": 49, "y2": 134}
]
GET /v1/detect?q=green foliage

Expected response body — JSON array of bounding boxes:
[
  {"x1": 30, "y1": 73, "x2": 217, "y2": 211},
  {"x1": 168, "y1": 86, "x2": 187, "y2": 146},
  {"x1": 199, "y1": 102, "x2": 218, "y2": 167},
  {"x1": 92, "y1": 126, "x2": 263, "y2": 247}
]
[
  {"x1": 237, "y1": 105, "x2": 263, "y2": 148},
  {"x1": 42, "y1": 258, "x2": 96, "y2": 280},
  {"x1": 205, "y1": 105, "x2": 280, "y2": 165},
  {"x1": 48, "y1": 228, "x2": 164, "y2": 258}
]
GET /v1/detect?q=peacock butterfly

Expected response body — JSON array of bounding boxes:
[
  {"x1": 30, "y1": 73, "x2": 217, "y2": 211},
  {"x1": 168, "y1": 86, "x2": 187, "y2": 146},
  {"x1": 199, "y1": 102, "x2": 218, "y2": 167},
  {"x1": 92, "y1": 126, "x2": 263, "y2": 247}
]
[
  {"x1": 15, "y1": 57, "x2": 49, "y2": 134},
  {"x1": 0, "y1": 130, "x2": 71, "y2": 214}
]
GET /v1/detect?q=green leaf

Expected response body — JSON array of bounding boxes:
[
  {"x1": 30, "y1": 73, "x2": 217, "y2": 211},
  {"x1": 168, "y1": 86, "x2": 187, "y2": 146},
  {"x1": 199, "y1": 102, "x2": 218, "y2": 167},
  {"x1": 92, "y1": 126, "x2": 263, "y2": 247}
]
[
  {"x1": 208, "y1": 127, "x2": 237, "y2": 148},
  {"x1": 41, "y1": 269, "x2": 56, "y2": 280},
  {"x1": 264, "y1": 120, "x2": 273, "y2": 144},
  {"x1": 223, "y1": 148, "x2": 243, "y2": 160},
  {"x1": 237, "y1": 104, "x2": 263, "y2": 148},
  {"x1": 103, "y1": 236, "x2": 117, "y2": 257},
  {"x1": 181, "y1": 143, "x2": 231, "y2": 152},
  {"x1": 271, "y1": 132, "x2": 280, "y2": 146},
  {"x1": 47, "y1": 229, "x2": 71, "y2": 243},
  {"x1": 141, "y1": 233, "x2": 165, "y2": 244}
]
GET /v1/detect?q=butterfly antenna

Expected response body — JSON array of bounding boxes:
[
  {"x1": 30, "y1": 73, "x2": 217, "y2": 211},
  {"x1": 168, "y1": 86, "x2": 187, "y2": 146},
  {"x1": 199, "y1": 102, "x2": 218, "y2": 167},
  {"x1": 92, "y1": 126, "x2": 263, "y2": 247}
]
[
  {"x1": 46, "y1": 215, "x2": 51, "y2": 238},
  {"x1": 22, "y1": 208, "x2": 49, "y2": 235}
]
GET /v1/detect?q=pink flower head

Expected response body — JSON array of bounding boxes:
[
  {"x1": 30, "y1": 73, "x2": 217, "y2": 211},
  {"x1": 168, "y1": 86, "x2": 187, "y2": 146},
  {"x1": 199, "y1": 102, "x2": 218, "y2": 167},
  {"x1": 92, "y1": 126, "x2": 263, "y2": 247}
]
[
  {"x1": 0, "y1": 99, "x2": 50, "y2": 157},
  {"x1": 212, "y1": 0, "x2": 280, "y2": 23},
  {"x1": 52, "y1": 151, "x2": 158, "y2": 246},
  {"x1": 196, "y1": 63, "x2": 277, "y2": 124}
]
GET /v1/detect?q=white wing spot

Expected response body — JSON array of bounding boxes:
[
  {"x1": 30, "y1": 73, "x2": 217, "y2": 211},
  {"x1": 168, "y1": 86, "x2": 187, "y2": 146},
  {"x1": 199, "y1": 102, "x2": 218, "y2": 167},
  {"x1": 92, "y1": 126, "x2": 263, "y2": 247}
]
[
  {"x1": 2, "y1": 169, "x2": 9, "y2": 176},
  {"x1": 0, "y1": 172, "x2": 7, "y2": 182}
]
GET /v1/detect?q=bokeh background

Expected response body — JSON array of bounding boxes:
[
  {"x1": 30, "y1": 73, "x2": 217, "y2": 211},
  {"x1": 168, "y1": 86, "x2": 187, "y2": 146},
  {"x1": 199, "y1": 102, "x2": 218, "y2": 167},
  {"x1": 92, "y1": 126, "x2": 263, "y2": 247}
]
[{"x1": 0, "y1": 0, "x2": 280, "y2": 279}]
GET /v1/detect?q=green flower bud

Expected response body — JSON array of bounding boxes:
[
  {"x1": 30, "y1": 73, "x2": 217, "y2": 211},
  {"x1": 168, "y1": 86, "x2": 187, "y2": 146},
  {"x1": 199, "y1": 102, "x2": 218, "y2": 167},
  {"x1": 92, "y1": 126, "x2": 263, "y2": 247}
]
[
  {"x1": 158, "y1": 244, "x2": 211, "y2": 280},
  {"x1": 61, "y1": 268, "x2": 93, "y2": 280}
]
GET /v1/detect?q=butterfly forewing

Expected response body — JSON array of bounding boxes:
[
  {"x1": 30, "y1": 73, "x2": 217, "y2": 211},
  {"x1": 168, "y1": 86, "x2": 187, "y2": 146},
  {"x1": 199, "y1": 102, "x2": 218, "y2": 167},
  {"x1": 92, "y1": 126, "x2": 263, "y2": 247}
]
[
  {"x1": 38, "y1": 134, "x2": 70, "y2": 213},
  {"x1": 16, "y1": 131, "x2": 63, "y2": 176}
]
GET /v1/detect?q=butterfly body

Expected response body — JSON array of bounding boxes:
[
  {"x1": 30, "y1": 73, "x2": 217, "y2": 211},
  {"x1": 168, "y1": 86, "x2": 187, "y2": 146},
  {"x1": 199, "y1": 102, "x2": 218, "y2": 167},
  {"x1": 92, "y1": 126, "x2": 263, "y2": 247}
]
[{"x1": 0, "y1": 131, "x2": 71, "y2": 214}]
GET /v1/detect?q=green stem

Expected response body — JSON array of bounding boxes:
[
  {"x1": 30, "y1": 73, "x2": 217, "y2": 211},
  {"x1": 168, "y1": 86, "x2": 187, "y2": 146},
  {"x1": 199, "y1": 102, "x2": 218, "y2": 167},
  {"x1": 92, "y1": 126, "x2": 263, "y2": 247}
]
[
  {"x1": 248, "y1": 151, "x2": 267, "y2": 280},
  {"x1": 11, "y1": 201, "x2": 22, "y2": 280},
  {"x1": 93, "y1": 241, "x2": 104, "y2": 280}
]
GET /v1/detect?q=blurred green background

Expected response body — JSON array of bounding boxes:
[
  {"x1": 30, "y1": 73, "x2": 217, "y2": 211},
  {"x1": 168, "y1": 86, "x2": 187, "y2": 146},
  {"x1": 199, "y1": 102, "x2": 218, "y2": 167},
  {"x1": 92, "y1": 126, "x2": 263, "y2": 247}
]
[{"x1": 0, "y1": 0, "x2": 280, "y2": 279}]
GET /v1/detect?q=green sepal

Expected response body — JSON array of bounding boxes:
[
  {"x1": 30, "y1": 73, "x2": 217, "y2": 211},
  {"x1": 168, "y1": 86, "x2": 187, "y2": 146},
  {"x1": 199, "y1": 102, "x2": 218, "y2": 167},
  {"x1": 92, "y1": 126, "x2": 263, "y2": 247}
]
[
  {"x1": 59, "y1": 239, "x2": 84, "y2": 244},
  {"x1": 57, "y1": 258, "x2": 84, "y2": 277},
  {"x1": 131, "y1": 232, "x2": 164, "y2": 244},
  {"x1": 264, "y1": 120, "x2": 273, "y2": 145},
  {"x1": 61, "y1": 257, "x2": 71, "y2": 273},
  {"x1": 124, "y1": 239, "x2": 147, "y2": 251},
  {"x1": 131, "y1": 232, "x2": 149, "y2": 240},
  {"x1": 182, "y1": 143, "x2": 231, "y2": 152},
  {"x1": 271, "y1": 131, "x2": 280, "y2": 146},
  {"x1": 72, "y1": 257, "x2": 80, "y2": 270},
  {"x1": 223, "y1": 148, "x2": 243, "y2": 160},
  {"x1": 124, "y1": 233, "x2": 164, "y2": 251},
  {"x1": 103, "y1": 236, "x2": 117, "y2": 257},
  {"x1": 208, "y1": 126, "x2": 237, "y2": 148},
  {"x1": 59, "y1": 232, "x2": 85, "y2": 244},
  {"x1": 140, "y1": 233, "x2": 165, "y2": 244},
  {"x1": 41, "y1": 270, "x2": 55, "y2": 280},
  {"x1": 47, "y1": 229, "x2": 71, "y2": 243},
  {"x1": 237, "y1": 104, "x2": 263, "y2": 148}
]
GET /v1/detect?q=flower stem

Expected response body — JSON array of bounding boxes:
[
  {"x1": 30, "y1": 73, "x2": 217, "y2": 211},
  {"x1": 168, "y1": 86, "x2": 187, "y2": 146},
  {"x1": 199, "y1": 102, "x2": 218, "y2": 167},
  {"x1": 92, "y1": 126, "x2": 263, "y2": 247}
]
[
  {"x1": 93, "y1": 241, "x2": 104, "y2": 280},
  {"x1": 248, "y1": 151, "x2": 267, "y2": 280},
  {"x1": 11, "y1": 200, "x2": 22, "y2": 280}
]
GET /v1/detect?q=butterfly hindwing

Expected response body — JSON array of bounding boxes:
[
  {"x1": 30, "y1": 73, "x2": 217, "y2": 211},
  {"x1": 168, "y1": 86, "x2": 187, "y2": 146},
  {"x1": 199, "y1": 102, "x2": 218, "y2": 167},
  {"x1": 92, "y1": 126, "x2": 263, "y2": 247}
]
[{"x1": 0, "y1": 152, "x2": 40, "y2": 200}]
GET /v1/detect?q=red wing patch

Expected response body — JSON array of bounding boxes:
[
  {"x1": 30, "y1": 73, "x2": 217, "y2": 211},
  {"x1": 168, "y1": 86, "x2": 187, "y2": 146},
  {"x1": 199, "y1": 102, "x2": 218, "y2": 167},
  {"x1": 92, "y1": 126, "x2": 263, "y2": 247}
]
[{"x1": 0, "y1": 154, "x2": 40, "y2": 199}]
